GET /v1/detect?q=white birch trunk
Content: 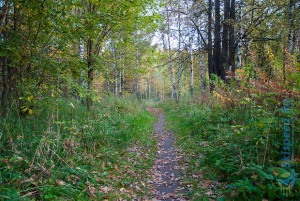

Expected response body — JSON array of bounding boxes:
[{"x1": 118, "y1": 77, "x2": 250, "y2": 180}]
[
  {"x1": 177, "y1": 0, "x2": 182, "y2": 100},
  {"x1": 187, "y1": 4, "x2": 194, "y2": 94},
  {"x1": 166, "y1": 7, "x2": 176, "y2": 99},
  {"x1": 177, "y1": 66, "x2": 182, "y2": 100},
  {"x1": 119, "y1": 70, "x2": 122, "y2": 95},
  {"x1": 106, "y1": 66, "x2": 110, "y2": 95},
  {"x1": 197, "y1": 18, "x2": 205, "y2": 96},
  {"x1": 113, "y1": 46, "x2": 117, "y2": 96},
  {"x1": 148, "y1": 76, "x2": 151, "y2": 99}
]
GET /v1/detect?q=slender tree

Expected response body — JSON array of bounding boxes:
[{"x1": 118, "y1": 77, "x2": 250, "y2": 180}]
[
  {"x1": 198, "y1": 22, "x2": 205, "y2": 96},
  {"x1": 113, "y1": 45, "x2": 118, "y2": 96},
  {"x1": 229, "y1": 0, "x2": 236, "y2": 72},
  {"x1": 207, "y1": 0, "x2": 214, "y2": 78},
  {"x1": 166, "y1": 6, "x2": 176, "y2": 99},
  {"x1": 177, "y1": 0, "x2": 182, "y2": 100},
  {"x1": 288, "y1": 0, "x2": 295, "y2": 53},
  {"x1": 222, "y1": 0, "x2": 230, "y2": 71},
  {"x1": 237, "y1": 0, "x2": 243, "y2": 69},
  {"x1": 187, "y1": 3, "x2": 194, "y2": 94},
  {"x1": 214, "y1": 0, "x2": 226, "y2": 80},
  {"x1": 135, "y1": 47, "x2": 139, "y2": 98}
]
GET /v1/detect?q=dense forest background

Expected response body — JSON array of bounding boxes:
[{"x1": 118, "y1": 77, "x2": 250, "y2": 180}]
[{"x1": 0, "y1": 0, "x2": 299, "y2": 200}]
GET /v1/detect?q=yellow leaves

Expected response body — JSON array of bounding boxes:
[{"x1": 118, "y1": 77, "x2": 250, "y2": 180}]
[
  {"x1": 244, "y1": 97, "x2": 252, "y2": 102},
  {"x1": 21, "y1": 106, "x2": 33, "y2": 115},
  {"x1": 235, "y1": 68, "x2": 246, "y2": 79},
  {"x1": 213, "y1": 91, "x2": 233, "y2": 104},
  {"x1": 27, "y1": 95, "x2": 33, "y2": 101},
  {"x1": 19, "y1": 94, "x2": 34, "y2": 115},
  {"x1": 266, "y1": 45, "x2": 274, "y2": 61}
]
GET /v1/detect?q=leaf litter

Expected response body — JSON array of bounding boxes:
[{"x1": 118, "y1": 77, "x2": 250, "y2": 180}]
[{"x1": 146, "y1": 107, "x2": 187, "y2": 201}]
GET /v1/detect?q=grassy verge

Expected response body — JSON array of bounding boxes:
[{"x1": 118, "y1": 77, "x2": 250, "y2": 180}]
[
  {"x1": 159, "y1": 97, "x2": 299, "y2": 200},
  {"x1": 0, "y1": 97, "x2": 156, "y2": 200}
]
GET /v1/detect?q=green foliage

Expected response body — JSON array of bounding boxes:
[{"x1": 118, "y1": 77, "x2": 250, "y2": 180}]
[
  {"x1": 159, "y1": 95, "x2": 300, "y2": 200},
  {"x1": 0, "y1": 98, "x2": 156, "y2": 200}
]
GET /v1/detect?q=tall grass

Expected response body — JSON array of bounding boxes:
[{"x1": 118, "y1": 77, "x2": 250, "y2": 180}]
[
  {"x1": 159, "y1": 95, "x2": 299, "y2": 200},
  {"x1": 0, "y1": 97, "x2": 156, "y2": 200}
]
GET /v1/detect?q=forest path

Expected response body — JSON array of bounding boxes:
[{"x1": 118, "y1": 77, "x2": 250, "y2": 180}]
[{"x1": 147, "y1": 107, "x2": 186, "y2": 201}]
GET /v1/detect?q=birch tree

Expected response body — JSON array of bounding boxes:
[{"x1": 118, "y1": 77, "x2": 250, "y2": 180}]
[
  {"x1": 186, "y1": 1, "x2": 194, "y2": 94},
  {"x1": 165, "y1": 5, "x2": 176, "y2": 99}
]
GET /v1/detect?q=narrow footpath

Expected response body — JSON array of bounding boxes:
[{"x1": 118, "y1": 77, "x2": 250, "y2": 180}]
[{"x1": 147, "y1": 108, "x2": 186, "y2": 201}]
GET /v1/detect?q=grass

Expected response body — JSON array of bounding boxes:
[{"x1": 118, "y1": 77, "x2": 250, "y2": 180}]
[
  {"x1": 0, "y1": 97, "x2": 157, "y2": 200},
  {"x1": 159, "y1": 96, "x2": 300, "y2": 200}
]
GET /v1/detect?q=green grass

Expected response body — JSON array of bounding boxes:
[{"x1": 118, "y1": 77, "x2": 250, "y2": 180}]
[
  {"x1": 0, "y1": 97, "x2": 157, "y2": 200},
  {"x1": 159, "y1": 97, "x2": 300, "y2": 200}
]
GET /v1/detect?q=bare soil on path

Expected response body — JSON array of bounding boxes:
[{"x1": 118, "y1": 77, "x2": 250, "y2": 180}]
[{"x1": 147, "y1": 108, "x2": 186, "y2": 201}]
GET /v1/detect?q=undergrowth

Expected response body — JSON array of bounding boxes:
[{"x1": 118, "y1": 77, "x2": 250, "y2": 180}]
[
  {"x1": 0, "y1": 97, "x2": 156, "y2": 200},
  {"x1": 160, "y1": 91, "x2": 299, "y2": 200}
]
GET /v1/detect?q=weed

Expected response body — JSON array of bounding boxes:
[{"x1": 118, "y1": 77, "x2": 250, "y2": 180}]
[
  {"x1": 159, "y1": 95, "x2": 299, "y2": 200},
  {"x1": 0, "y1": 97, "x2": 156, "y2": 200}
]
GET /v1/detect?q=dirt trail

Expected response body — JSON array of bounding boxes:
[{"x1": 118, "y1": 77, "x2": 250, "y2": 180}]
[{"x1": 147, "y1": 108, "x2": 186, "y2": 201}]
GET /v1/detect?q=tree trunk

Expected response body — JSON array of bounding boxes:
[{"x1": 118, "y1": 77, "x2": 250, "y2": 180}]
[
  {"x1": 229, "y1": 0, "x2": 236, "y2": 72},
  {"x1": 297, "y1": 0, "x2": 300, "y2": 52},
  {"x1": 147, "y1": 76, "x2": 151, "y2": 99},
  {"x1": 0, "y1": 0, "x2": 10, "y2": 33},
  {"x1": 187, "y1": 4, "x2": 194, "y2": 94},
  {"x1": 113, "y1": 46, "x2": 117, "y2": 96},
  {"x1": 198, "y1": 41, "x2": 205, "y2": 96},
  {"x1": 76, "y1": 40, "x2": 86, "y2": 99},
  {"x1": 119, "y1": 68, "x2": 123, "y2": 96},
  {"x1": 237, "y1": 0, "x2": 243, "y2": 69},
  {"x1": 189, "y1": 45, "x2": 194, "y2": 94},
  {"x1": 177, "y1": 65, "x2": 182, "y2": 101},
  {"x1": 207, "y1": 0, "x2": 214, "y2": 78},
  {"x1": 1, "y1": 5, "x2": 9, "y2": 117},
  {"x1": 86, "y1": 38, "x2": 93, "y2": 110},
  {"x1": 177, "y1": 0, "x2": 183, "y2": 100},
  {"x1": 1, "y1": 57, "x2": 9, "y2": 117},
  {"x1": 222, "y1": 0, "x2": 230, "y2": 71},
  {"x1": 106, "y1": 67, "x2": 110, "y2": 95},
  {"x1": 199, "y1": 51, "x2": 205, "y2": 95},
  {"x1": 198, "y1": 17, "x2": 205, "y2": 96},
  {"x1": 288, "y1": 0, "x2": 295, "y2": 53},
  {"x1": 166, "y1": 8, "x2": 176, "y2": 99},
  {"x1": 78, "y1": 40, "x2": 84, "y2": 59},
  {"x1": 214, "y1": 0, "x2": 226, "y2": 80},
  {"x1": 135, "y1": 48, "x2": 139, "y2": 98}
]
